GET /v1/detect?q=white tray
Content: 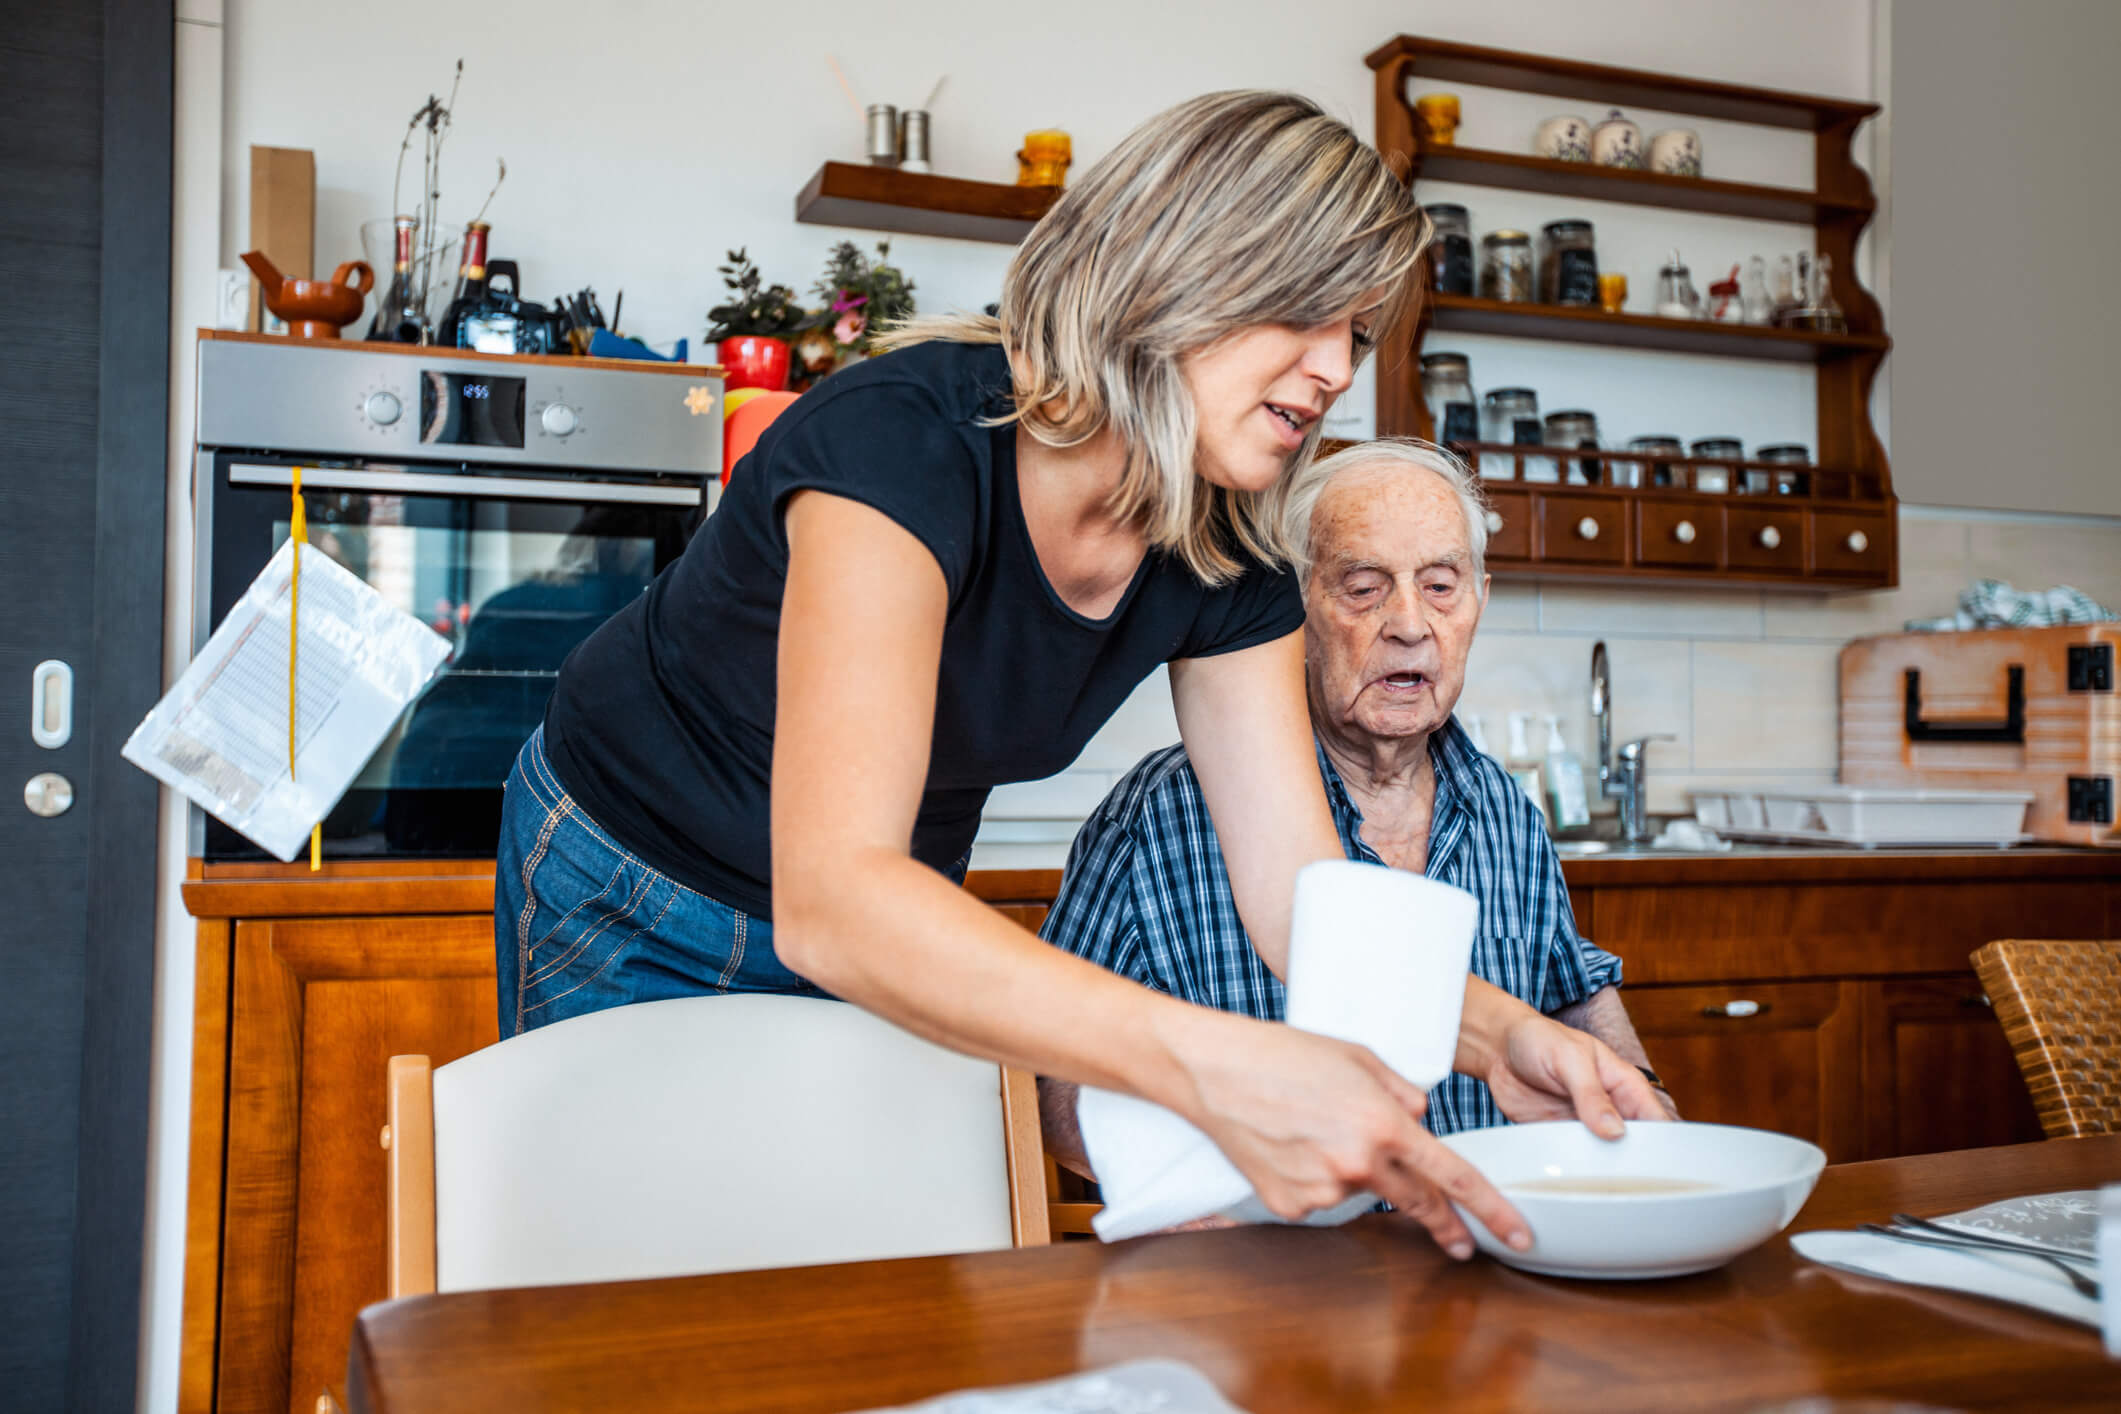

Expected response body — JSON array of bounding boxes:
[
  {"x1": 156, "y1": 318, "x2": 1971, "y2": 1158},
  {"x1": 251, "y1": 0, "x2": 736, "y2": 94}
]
[{"x1": 1692, "y1": 784, "x2": 2035, "y2": 849}]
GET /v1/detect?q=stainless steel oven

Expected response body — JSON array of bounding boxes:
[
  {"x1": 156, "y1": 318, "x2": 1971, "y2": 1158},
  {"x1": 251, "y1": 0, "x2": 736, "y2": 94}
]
[{"x1": 191, "y1": 335, "x2": 721, "y2": 859}]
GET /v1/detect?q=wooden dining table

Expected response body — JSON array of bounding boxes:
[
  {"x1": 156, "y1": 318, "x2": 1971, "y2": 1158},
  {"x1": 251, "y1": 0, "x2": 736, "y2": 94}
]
[{"x1": 347, "y1": 1136, "x2": 2120, "y2": 1412}]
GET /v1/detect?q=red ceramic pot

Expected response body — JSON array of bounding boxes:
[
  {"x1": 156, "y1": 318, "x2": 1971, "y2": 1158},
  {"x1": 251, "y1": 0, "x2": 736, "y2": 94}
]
[{"x1": 718, "y1": 335, "x2": 792, "y2": 392}]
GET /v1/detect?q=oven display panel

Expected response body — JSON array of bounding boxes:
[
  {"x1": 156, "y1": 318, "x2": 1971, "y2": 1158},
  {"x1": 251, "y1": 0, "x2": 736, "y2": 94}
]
[{"x1": 420, "y1": 371, "x2": 527, "y2": 448}]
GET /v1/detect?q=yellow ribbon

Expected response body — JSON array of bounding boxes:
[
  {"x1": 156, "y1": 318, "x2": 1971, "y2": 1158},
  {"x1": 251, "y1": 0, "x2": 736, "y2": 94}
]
[{"x1": 290, "y1": 467, "x2": 321, "y2": 871}]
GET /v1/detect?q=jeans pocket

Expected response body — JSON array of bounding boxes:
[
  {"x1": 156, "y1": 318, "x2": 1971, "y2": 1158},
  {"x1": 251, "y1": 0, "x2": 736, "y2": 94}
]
[{"x1": 524, "y1": 841, "x2": 650, "y2": 989}]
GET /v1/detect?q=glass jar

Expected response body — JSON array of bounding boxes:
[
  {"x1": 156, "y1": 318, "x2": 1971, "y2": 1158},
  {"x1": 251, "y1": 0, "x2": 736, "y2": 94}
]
[
  {"x1": 1628, "y1": 435, "x2": 1685, "y2": 488},
  {"x1": 1480, "y1": 387, "x2": 1543, "y2": 480},
  {"x1": 1537, "y1": 220, "x2": 1599, "y2": 306},
  {"x1": 1424, "y1": 204, "x2": 1474, "y2": 296},
  {"x1": 1543, "y1": 410, "x2": 1602, "y2": 485},
  {"x1": 1655, "y1": 249, "x2": 1702, "y2": 320},
  {"x1": 1758, "y1": 443, "x2": 1812, "y2": 496},
  {"x1": 1689, "y1": 437, "x2": 1743, "y2": 494},
  {"x1": 1480, "y1": 230, "x2": 1534, "y2": 303},
  {"x1": 1420, "y1": 353, "x2": 1478, "y2": 447}
]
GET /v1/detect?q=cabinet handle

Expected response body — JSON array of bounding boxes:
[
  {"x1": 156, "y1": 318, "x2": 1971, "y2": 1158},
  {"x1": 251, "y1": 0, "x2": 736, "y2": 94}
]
[
  {"x1": 1962, "y1": 993, "x2": 1992, "y2": 1008},
  {"x1": 1845, "y1": 530, "x2": 1869, "y2": 553},
  {"x1": 1673, "y1": 519, "x2": 1696, "y2": 545},
  {"x1": 1756, "y1": 526, "x2": 1782, "y2": 550},
  {"x1": 1485, "y1": 509, "x2": 1504, "y2": 534},
  {"x1": 1701, "y1": 999, "x2": 1769, "y2": 1018},
  {"x1": 1576, "y1": 516, "x2": 1601, "y2": 541}
]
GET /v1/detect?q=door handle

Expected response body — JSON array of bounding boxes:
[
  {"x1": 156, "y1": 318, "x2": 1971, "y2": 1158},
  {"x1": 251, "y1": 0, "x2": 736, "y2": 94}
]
[
  {"x1": 1904, "y1": 665, "x2": 2024, "y2": 744},
  {"x1": 32, "y1": 659, "x2": 73, "y2": 749}
]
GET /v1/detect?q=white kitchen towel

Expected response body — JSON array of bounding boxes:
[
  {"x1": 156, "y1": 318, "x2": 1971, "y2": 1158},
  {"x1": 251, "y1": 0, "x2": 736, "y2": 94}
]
[
  {"x1": 1790, "y1": 1229, "x2": 2099, "y2": 1328},
  {"x1": 1079, "y1": 861, "x2": 1478, "y2": 1242}
]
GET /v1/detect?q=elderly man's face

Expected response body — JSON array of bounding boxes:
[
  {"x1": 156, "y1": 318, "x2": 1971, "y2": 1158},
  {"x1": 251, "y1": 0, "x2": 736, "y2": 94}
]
[{"x1": 1305, "y1": 466, "x2": 1487, "y2": 745}]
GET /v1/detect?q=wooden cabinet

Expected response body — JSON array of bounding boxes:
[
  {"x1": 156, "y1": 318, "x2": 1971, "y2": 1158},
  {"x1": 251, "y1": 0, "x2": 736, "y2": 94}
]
[
  {"x1": 1726, "y1": 506, "x2": 1807, "y2": 575},
  {"x1": 1483, "y1": 489, "x2": 1533, "y2": 563},
  {"x1": 1539, "y1": 494, "x2": 1627, "y2": 565},
  {"x1": 1859, "y1": 978, "x2": 2043, "y2": 1159},
  {"x1": 1636, "y1": 501, "x2": 1720, "y2": 570}
]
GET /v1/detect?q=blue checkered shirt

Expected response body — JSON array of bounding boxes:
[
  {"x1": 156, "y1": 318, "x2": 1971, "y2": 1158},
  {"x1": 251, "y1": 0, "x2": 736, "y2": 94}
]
[{"x1": 1040, "y1": 716, "x2": 1624, "y2": 1134}]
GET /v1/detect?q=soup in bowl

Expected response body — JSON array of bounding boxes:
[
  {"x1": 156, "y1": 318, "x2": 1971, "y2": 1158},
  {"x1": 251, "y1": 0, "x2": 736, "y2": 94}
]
[{"x1": 1439, "y1": 1121, "x2": 1826, "y2": 1279}]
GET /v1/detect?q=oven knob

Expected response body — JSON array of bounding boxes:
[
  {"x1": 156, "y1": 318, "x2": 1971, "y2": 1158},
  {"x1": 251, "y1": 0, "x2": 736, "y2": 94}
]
[
  {"x1": 365, "y1": 391, "x2": 402, "y2": 426},
  {"x1": 541, "y1": 402, "x2": 579, "y2": 437}
]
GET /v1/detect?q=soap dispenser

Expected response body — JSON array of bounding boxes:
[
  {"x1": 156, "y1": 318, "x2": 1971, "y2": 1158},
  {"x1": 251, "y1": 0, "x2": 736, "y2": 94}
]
[
  {"x1": 1505, "y1": 711, "x2": 1549, "y2": 823},
  {"x1": 1543, "y1": 713, "x2": 1591, "y2": 829}
]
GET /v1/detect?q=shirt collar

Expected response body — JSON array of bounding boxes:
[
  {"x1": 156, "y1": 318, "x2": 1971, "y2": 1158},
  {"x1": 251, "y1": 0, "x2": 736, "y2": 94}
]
[{"x1": 1314, "y1": 717, "x2": 1473, "y2": 871}]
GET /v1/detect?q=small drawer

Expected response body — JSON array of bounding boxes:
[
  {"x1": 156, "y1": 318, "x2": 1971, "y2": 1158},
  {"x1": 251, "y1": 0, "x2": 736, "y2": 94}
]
[
  {"x1": 1482, "y1": 490, "x2": 1532, "y2": 562},
  {"x1": 1726, "y1": 506, "x2": 1805, "y2": 574},
  {"x1": 1814, "y1": 512, "x2": 1889, "y2": 579},
  {"x1": 1539, "y1": 494, "x2": 1626, "y2": 565},
  {"x1": 1636, "y1": 502, "x2": 1721, "y2": 569}
]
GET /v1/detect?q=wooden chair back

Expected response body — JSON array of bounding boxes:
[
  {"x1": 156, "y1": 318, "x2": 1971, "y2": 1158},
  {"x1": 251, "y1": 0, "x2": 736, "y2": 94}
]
[
  {"x1": 382, "y1": 994, "x2": 1049, "y2": 1299},
  {"x1": 1969, "y1": 938, "x2": 2121, "y2": 1137}
]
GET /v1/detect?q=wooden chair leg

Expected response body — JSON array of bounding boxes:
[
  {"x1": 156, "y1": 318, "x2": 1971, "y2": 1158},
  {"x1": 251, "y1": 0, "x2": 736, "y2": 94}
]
[{"x1": 384, "y1": 1054, "x2": 437, "y2": 1297}]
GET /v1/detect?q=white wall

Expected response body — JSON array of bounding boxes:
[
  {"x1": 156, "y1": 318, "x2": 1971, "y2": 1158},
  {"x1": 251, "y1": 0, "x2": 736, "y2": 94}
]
[{"x1": 142, "y1": 1, "x2": 2121, "y2": 1407}]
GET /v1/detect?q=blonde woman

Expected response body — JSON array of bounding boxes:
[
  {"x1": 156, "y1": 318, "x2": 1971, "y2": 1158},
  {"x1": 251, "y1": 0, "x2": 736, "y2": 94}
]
[{"x1": 497, "y1": 91, "x2": 1656, "y2": 1257}]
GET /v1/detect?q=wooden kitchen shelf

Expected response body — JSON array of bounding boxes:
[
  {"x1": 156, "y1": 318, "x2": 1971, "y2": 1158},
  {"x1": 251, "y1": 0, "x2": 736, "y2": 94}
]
[
  {"x1": 1429, "y1": 293, "x2": 1890, "y2": 363},
  {"x1": 1412, "y1": 145, "x2": 1871, "y2": 223},
  {"x1": 794, "y1": 161, "x2": 1059, "y2": 244}
]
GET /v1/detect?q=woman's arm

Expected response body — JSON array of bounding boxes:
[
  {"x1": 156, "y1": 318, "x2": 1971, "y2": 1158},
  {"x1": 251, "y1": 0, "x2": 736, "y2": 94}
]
[{"x1": 771, "y1": 491, "x2": 1531, "y2": 1255}]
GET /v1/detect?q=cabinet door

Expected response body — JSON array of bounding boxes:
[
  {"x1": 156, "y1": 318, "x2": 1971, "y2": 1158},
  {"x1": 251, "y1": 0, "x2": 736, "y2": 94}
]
[
  {"x1": 1538, "y1": 494, "x2": 1626, "y2": 565},
  {"x1": 1636, "y1": 502, "x2": 1721, "y2": 569},
  {"x1": 1622, "y1": 980, "x2": 1864, "y2": 1162},
  {"x1": 217, "y1": 915, "x2": 499, "y2": 1414},
  {"x1": 1726, "y1": 506, "x2": 1806, "y2": 575},
  {"x1": 1483, "y1": 489, "x2": 1532, "y2": 563},
  {"x1": 1813, "y1": 511, "x2": 1890, "y2": 581},
  {"x1": 1859, "y1": 976, "x2": 2044, "y2": 1160}
]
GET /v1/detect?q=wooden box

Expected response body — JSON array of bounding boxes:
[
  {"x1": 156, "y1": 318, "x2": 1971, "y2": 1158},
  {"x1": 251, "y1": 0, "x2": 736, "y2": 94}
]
[{"x1": 1841, "y1": 625, "x2": 2121, "y2": 847}]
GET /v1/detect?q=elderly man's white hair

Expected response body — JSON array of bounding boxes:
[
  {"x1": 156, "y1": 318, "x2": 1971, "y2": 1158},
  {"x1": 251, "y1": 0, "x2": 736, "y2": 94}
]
[{"x1": 1278, "y1": 437, "x2": 1491, "y2": 597}]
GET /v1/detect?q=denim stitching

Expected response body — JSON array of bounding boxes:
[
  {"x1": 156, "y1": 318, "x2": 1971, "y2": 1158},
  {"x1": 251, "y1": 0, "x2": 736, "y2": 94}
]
[
  {"x1": 715, "y1": 910, "x2": 749, "y2": 994},
  {"x1": 525, "y1": 862, "x2": 655, "y2": 990},
  {"x1": 524, "y1": 884, "x2": 680, "y2": 1016},
  {"x1": 524, "y1": 852, "x2": 629, "y2": 980},
  {"x1": 511, "y1": 793, "x2": 569, "y2": 1037},
  {"x1": 527, "y1": 729, "x2": 738, "y2": 910}
]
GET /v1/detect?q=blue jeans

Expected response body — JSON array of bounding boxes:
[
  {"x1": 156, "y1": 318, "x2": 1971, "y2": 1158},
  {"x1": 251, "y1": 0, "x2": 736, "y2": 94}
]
[{"x1": 494, "y1": 724, "x2": 827, "y2": 1037}]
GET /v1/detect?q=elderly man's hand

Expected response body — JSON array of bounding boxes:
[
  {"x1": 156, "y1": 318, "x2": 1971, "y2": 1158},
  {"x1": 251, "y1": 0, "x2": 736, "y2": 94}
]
[{"x1": 1481, "y1": 1011, "x2": 1672, "y2": 1132}]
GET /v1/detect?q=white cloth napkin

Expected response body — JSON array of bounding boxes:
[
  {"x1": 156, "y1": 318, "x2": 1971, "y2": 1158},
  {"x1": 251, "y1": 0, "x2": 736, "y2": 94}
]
[
  {"x1": 1078, "y1": 860, "x2": 1478, "y2": 1241},
  {"x1": 1790, "y1": 1229, "x2": 2100, "y2": 1328}
]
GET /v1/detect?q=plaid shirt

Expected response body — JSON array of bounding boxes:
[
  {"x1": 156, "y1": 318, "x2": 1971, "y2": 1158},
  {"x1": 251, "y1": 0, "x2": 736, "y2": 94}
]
[{"x1": 1041, "y1": 716, "x2": 1624, "y2": 1134}]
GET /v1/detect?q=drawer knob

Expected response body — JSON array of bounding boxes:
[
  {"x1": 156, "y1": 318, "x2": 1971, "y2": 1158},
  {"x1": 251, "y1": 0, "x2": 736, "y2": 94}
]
[
  {"x1": 1673, "y1": 519, "x2": 1697, "y2": 545},
  {"x1": 1485, "y1": 509, "x2": 1504, "y2": 534},
  {"x1": 1576, "y1": 516, "x2": 1601, "y2": 541},
  {"x1": 1845, "y1": 530, "x2": 1869, "y2": 553},
  {"x1": 1756, "y1": 525, "x2": 1782, "y2": 550},
  {"x1": 1702, "y1": 999, "x2": 1768, "y2": 1019}
]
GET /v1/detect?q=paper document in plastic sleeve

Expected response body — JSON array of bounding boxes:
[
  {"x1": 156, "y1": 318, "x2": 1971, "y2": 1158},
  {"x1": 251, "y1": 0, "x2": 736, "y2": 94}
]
[
  {"x1": 123, "y1": 538, "x2": 452, "y2": 861},
  {"x1": 1079, "y1": 860, "x2": 1478, "y2": 1241}
]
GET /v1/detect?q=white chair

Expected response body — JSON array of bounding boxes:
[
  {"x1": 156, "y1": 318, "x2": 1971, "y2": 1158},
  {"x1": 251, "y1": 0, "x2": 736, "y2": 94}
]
[{"x1": 380, "y1": 993, "x2": 1050, "y2": 1297}]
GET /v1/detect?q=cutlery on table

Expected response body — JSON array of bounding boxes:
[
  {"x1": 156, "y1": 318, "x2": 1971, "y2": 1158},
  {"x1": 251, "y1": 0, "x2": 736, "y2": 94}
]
[{"x1": 1855, "y1": 1218, "x2": 2100, "y2": 1300}]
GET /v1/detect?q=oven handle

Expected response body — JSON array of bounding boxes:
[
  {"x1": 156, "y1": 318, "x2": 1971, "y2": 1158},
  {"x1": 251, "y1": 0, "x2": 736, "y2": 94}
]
[{"x1": 228, "y1": 462, "x2": 702, "y2": 507}]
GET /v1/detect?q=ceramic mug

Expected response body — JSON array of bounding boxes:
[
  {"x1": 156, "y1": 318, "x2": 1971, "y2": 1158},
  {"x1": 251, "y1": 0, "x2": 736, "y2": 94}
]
[
  {"x1": 1648, "y1": 128, "x2": 1702, "y2": 177},
  {"x1": 1534, "y1": 113, "x2": 1592, "y2": 162},
  {"x1": 1592, "y1": 109, "x2": 1642, "y2": 169}
]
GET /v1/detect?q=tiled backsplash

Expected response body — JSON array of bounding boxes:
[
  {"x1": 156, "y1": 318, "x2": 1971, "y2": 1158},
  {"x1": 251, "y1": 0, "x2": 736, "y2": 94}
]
[{"x1": 970, "y1": 505, "x2": 2121, "y2": 869}]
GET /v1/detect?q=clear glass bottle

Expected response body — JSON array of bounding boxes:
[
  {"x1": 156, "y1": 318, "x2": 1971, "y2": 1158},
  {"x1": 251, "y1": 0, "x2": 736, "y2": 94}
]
[
  {"x1": 1536, "y1": 220, "x2": 1599, "y2": 306},
  {"x1": 1424, "y1": 204, "x2": 1474, "y2": 296},
  {"x1": 1420, "y1": 352, "x2": 1478, "y2": 448},
  {"x1": 1812, "y1": 252, "x2": 1847, "y2": 331},
  {"x1": 1480, "y1": 387, "x2": 1542, "y2": 480},
  {"x1": 1740, "y1": 255, "x2": 1773, "y2": 324},
  {"x1": 1655, "y1": 249, "x2": 1701, "y2": 320},
  {"x1": 1480, "y1": 230, "x2": 1534, "y2": 303}
]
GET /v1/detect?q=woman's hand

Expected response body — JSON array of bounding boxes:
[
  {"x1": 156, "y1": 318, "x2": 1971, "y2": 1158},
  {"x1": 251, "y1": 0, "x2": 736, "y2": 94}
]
[
  {"x1": 1175, "y1": 1009, "x2": 1532, "y2": 1260},
  {"x1": 1479, "y1": 1009, "x2": 1671, "y2": 1132}
]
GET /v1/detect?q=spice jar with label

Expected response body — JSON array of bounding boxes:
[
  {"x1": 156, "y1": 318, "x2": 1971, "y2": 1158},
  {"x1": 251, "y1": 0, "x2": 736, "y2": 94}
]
[
  {"x1": 1480, "y1": 387, "x2": 1544, "y2": 481},
  {"x1": 1543, "y1": 410, "x2": 1603, "y2": 485},
  {"x1": 1424, "y1": 204, "x2": 1474, "y2": 296},
  {"x1": 1537, "y1": 220, "x2": 1599, "y2": 306},
  {"x1": 1689, "y1": 437, "x2": 1743, "y2": 494},
  {"x1": 1628, "y1": 435, "x2": 1685, "y2": 488},
  {"x1": 1420, "y1": 353, "x2": 1479, "y2": 448},
  {"x1": 1758, "y1": 443, "x2": 1812, "y2": 497},
  {"x1": 1480, "y1": 230, "x2": 1534, "y2": 303}
]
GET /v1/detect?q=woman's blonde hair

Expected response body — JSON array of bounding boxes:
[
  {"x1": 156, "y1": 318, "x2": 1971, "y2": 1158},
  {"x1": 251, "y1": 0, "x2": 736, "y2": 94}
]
[{"x1": 877, "y1": 90, "x2": 1429, "y2": 585}]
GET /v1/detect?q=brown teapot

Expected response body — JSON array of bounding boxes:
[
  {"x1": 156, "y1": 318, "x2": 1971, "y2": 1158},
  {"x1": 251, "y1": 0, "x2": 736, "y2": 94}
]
[{"x1": 241, "y1": 250, "x2": 374, "y2": 339}]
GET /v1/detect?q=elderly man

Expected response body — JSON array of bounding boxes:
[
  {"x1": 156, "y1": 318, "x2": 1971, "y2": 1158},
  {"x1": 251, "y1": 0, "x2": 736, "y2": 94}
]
[{"x1": 1040, "y1": 439, "x2": 1670, "y2": 1175}]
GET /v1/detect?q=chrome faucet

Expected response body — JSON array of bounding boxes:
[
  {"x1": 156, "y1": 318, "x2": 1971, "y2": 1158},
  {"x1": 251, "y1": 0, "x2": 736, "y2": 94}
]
[{"x1": 1590, "y1": 640, "x2": 1671, "y2": 844}]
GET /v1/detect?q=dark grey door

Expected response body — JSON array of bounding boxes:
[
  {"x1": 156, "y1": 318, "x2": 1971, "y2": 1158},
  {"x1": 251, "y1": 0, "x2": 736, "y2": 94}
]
[{"x1": 0, "y1": 1, "x2": 171, "y2": 1409}]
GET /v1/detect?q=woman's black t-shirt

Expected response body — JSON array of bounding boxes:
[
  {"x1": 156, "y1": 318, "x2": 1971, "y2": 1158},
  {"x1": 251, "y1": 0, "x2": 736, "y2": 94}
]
[{"x1": 541, "y1": 339, "x2": 1303, "y2": 917}]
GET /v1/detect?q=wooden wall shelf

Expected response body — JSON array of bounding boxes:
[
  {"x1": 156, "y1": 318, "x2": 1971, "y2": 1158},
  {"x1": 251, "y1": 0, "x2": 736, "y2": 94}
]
[
  {"x1": 1413, "y1": 145, "x2": 1871, "y2": 223},
  {"x1": 794, "y1": 161, "x2": 1058, "y2": 244},
  {"x1": 1429, "y1": 294, "x2": 1889, "y2": 363}
]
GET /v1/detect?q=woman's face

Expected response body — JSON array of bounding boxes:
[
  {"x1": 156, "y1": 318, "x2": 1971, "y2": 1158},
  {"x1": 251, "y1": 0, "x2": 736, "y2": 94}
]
[{"x1": 1180, "y1": 291, "x2": 1388, "y2": 494}]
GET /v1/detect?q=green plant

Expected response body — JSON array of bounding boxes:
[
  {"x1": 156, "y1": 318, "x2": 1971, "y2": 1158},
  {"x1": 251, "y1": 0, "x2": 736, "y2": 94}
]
[
  {"x1": 808, "y1": 240, "x2": 916, "y2": 354},
  {"x1": 706, "y1": 248, "x2": 806, "y2": 341}
]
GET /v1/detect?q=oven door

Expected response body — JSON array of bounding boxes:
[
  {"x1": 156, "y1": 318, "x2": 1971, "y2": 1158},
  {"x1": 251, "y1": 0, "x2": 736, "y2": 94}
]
[{"x1": 201, "y1": 453, "x2": 705, "y2": 858}]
